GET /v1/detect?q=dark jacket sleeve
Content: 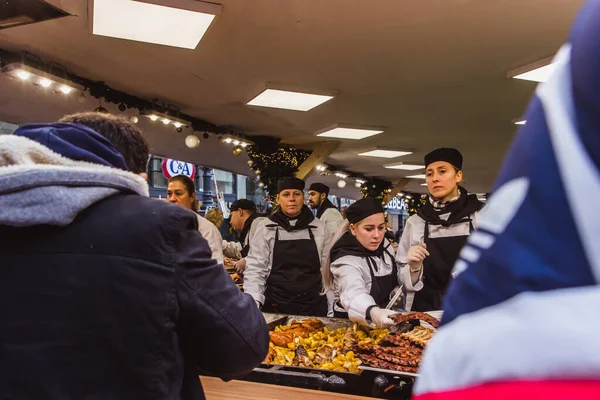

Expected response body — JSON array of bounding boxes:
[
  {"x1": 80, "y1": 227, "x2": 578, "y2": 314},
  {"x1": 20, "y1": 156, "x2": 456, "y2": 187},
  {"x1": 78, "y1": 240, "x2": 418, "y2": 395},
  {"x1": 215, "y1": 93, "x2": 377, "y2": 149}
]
[{"x1": 170, "y1": 207, "x2": 269, "y2": 380}]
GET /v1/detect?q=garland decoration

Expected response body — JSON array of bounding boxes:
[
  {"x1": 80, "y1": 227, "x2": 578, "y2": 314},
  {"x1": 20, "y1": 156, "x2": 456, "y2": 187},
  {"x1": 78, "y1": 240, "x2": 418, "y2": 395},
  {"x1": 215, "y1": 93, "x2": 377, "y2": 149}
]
[
  {"x1": 360, "y1": 178, "x2": 393, "y2": 203},
  {"x1": 246, "y1": 136, "x2": 311, "y2": 201}
]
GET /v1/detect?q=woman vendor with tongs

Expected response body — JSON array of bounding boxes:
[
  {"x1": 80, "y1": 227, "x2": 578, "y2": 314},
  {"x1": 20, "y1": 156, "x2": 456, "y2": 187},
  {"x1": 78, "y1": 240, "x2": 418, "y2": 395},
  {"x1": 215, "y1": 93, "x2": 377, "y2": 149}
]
[
  {"x1": 323, "y1": 197, "x2": 400, "y2": 328},
  {"x1": 396, "y1": 148, "x2": 484, "y2": 312}
]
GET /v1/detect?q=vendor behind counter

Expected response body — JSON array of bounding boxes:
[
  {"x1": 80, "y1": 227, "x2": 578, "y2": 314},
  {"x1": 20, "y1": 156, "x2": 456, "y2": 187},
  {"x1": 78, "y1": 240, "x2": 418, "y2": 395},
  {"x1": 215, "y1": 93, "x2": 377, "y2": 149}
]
[{"x1": 244, "y1": 177, "x2": 331, "y2": 317}]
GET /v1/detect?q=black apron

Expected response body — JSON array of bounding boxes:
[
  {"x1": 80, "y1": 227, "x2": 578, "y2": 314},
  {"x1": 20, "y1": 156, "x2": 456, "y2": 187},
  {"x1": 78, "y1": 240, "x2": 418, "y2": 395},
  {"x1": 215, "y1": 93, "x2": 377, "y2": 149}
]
[
  {"x1": 334, "y1": 248, "x2": 398, "y2": 319},
  {"x1": 411, "y1": 218, "x2": 473, "y2": 312},
  {"x1": 262, "y1": 226, "x2": 327, "y2": 316}
]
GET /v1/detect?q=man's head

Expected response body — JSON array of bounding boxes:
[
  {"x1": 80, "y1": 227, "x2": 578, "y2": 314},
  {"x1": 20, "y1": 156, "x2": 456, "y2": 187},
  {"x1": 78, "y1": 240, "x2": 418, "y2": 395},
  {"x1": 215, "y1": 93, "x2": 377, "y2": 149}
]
[
  {"x1": 58, "y1": 112, "x2": 149, "y2": 176},
  {"x1": 229, "y1": 199, "x2": 256, "y2": 232},
  {"x1": 307, "y1": 182, "x2": 329, "y2": 209}
]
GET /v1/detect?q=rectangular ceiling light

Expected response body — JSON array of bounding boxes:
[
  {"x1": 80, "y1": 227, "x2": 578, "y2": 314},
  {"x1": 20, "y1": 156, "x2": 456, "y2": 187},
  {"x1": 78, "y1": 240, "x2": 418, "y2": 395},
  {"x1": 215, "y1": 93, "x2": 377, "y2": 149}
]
[
  {"x1": 358, "y1": 148, "x2": 412, "y2": 158},
  {"x1": 316, "y1": 124, "x2": 384, "y2": 140},
  {"x1": 91, "y1": 0, "x2": 220, "y2": 49},
  {"x1": 407, "y1": 174, "x2": 426, "y2": 179},
  {"x1": 385, "y1": 163, "x2": 424, "y2": 170},
  {"x1": 508, "y1": 55, "x2": 557, "y2": 83},
  {"x1": 247, "y1": 89, "x2": 334, "y2": 112}
]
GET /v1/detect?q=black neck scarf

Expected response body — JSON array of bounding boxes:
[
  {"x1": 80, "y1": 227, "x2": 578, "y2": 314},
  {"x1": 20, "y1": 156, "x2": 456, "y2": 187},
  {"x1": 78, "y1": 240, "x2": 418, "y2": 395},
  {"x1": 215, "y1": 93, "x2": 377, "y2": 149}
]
[
  {"x1": 316, "y1": 198, "x2": 338, "y2": 219},
  {"x1": 330, "y1": 231, "x2": 387, "y2": 263},
  {"x1": 239, "y1": 213, "x2": 257, "y2": 244},
  {"x1": 417, "y1": 186, "x2": 484, "y2": 227},
  {"x1": 268, "y1": 205, "x2": 316, "y2": 232}
]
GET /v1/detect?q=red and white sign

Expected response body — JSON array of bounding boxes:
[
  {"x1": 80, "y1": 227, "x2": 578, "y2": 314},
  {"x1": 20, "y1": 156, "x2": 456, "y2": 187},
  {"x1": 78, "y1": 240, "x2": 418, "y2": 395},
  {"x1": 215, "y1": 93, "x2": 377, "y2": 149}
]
[{"x1": 162, "y1": 158, "x2": 196, "y2": 179}]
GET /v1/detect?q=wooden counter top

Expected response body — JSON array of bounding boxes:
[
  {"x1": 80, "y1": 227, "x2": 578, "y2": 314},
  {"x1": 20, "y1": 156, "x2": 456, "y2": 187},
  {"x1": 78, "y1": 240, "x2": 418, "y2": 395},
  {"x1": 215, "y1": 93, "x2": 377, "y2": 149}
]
[{"x1": 200, "y1": 376, "x2": 379, "y2": 400}]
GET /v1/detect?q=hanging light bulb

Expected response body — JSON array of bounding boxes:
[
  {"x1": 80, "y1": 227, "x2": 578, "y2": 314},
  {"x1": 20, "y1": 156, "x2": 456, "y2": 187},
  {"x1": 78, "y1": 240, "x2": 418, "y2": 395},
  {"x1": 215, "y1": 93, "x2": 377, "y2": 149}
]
[
  {"x1": 247, "y1": 160, "x2": 254, "y2": 166},
  {"x1": 355, "y1": 182, "x2": 362, "y2": 188},
  {"x1": 232, "y1": 140, "x2": 240, "y2": 146},
  {"x1": 258, "y1": 182, "x2": 265, "y2": 188},
  {"x1": 130, "y1": 116, "x2": 139, "y2": 124},
  {"x1": 162, "y1": 118, "x2": 171, "y2": 125},
  {"x1": 224, "y1": 138, "x2": 233, "y2": 144},
  {"x1": 338, "y1": 180, "x2": 347, "y2": 188},
  {"x1": 93, "y1": 106, "x2": 109, "y2": 114},
  {"x1": 173, "y1": 122, "x2": 183, "y2": 128},
  {"x1": 149, "y1": 115, "x2": 159, "y2": 122},
  {"x1": 255, "y1": 169, "x2": 261, "y2": 175},
  {"x1": 185, "y1": 135, "x2": 200, "y2": 148},
  {"x1": 232, "y1": 145, "x2": 243, "y2": 156},
  {"x1": 240, "y1": 142, "x2": 248, "y2": 148}
]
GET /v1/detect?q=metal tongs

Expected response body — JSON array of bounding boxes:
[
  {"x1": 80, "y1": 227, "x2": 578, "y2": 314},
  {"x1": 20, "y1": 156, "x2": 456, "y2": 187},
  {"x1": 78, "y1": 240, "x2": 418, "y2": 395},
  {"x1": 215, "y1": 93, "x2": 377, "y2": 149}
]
[{"x1": 385, "y1": 285, "x2": 404, "y2": 310}]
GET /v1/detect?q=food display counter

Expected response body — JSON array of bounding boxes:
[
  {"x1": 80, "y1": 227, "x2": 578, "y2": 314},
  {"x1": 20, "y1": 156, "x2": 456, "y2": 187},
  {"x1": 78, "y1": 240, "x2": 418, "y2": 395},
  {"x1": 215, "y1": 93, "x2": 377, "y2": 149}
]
[{"x1": 231, "y1": 312, "x2": 439, "y2": 400}]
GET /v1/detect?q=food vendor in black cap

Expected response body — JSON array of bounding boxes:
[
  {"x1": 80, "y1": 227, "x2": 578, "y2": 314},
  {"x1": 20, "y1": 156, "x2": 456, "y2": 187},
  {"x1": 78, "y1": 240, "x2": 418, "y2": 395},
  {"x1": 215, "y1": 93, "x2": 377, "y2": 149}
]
[
  {"x1": 396, "y1": 148, "x2": 484, "y2": 311},
  {"x1": 244, "y1": 177, "x2": 331, "y2": 316},
  {"x1": 222, "y1": 199, "x2": 265, "y2": 273},
  {"x1": 323, "y1": 197, "x2": 401, "y2": 327},
  {"x1": 307, "y1": 182, "x2": 345, "y2": 235}
]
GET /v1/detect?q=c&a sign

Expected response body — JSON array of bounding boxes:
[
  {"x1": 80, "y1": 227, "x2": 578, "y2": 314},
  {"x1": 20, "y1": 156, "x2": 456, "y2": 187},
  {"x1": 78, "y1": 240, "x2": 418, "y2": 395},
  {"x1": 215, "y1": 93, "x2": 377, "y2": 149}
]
[{"x1": 162, "y1": 158, "x2": 196, "y2": 179}]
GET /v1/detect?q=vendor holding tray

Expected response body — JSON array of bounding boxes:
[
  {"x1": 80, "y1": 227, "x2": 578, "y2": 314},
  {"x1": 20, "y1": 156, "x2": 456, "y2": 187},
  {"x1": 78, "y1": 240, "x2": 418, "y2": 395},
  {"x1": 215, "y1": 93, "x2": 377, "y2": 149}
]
[
  {"x1": 396, "y1": 148, "x2": 484, "y2": 312},
  {"x1": 323, "y1": 197, "x2": 400, "y2": 328},
  {"x1": 244, "y1": 177, "x2": 330, "y2": 316}
]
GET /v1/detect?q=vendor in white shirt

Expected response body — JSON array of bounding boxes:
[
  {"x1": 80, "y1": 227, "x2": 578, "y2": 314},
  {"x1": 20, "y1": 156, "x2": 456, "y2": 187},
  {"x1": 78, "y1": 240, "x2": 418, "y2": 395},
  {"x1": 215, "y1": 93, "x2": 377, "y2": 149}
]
[
  {"x1": 395, "y1": 148, "x2": 484, "y2": 311},
  {"x1": 244, "y1": 177, "x2": 330, "y2": 316},
  {"x1": 308, "y1": 183, "x2": 345, "y2": 235},
  {"x1": 222, "y1": 199, "x2": 263, "y2": 273},
  {"x1": 323, "y1": 197, "x2": 399, "y2": 328}
]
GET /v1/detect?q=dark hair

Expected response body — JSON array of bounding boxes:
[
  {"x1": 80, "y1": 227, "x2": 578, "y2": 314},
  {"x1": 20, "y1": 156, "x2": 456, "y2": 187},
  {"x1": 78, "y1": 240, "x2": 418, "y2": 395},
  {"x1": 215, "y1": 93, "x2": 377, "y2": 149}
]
[
  {"x1": 168, "y1": 175, "x2": 198, "y2": 212},
  {"x1": 58, "y1": 112, "x2": 149, "y2": 174}
]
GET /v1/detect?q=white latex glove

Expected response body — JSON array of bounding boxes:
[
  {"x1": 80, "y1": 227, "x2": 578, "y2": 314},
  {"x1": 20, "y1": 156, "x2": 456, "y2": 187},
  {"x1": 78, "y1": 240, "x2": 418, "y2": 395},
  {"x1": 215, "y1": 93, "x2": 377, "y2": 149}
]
[
  {"x1": 370, "y1": 307, "x2": 398, "y2": 328},
  {"x1": 235, "y1": 258, "x2": 247, "y2": 274},
  {"x1": 407, "y1": 243, "x2": 429, "y2": 271}
]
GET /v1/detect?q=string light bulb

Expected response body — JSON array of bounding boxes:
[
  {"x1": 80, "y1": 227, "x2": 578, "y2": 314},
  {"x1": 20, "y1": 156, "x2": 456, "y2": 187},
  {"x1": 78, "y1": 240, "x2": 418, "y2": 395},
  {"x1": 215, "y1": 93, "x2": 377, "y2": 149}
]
[{"x1": 16, "y1": 70, "x2": 30, "y2": 80}]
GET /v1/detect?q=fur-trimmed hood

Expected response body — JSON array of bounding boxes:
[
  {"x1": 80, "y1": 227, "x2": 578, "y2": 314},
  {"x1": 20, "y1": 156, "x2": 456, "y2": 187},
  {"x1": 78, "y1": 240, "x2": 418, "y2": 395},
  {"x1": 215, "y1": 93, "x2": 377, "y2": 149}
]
[{"x1": 0, "y1": 135, "x2": 148, "y2": 227}]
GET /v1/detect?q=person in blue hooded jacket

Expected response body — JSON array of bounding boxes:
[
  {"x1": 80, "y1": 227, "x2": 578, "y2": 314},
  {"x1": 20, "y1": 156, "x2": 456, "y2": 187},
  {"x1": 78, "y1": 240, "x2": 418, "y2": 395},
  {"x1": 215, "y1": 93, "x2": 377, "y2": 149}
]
[{"x1": 0, "y1": 112, "x2": 269, "y2": 400}]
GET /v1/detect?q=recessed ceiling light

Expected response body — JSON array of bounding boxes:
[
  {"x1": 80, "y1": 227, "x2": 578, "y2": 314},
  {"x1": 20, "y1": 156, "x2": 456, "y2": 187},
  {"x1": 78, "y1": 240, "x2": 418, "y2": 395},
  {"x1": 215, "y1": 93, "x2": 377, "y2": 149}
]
[
  {"x1": 514, "y1": 119, "x2": 527, "y2": 125},
  {"x1": 385, "y1": 163, "x2": 424, "y2": 170},
  {"x1": 247, "y1": 89, "x2": 334, "y2": 111},
  {"x1": 316, "y1": 124, "x2": 384, "y2": 140},
  {"x1": 91, "y1": 0, "x2": 220, "y2": 50},
  {"x1": 358, "y1": 148, "x2": 412, "y2": 158},
  {"x1": 508, "y1": 55, "x2": 557, "y2": 83},
  {"x1": 407, "y1": 174, "x2": 426, "y2": 179}
]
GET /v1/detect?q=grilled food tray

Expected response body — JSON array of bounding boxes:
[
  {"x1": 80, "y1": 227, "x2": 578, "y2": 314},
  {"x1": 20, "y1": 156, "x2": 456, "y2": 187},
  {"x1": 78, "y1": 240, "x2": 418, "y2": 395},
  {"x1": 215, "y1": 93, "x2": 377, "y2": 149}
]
[{"x1": 261, "y1": 314, "x2": 422, "y2": 378}]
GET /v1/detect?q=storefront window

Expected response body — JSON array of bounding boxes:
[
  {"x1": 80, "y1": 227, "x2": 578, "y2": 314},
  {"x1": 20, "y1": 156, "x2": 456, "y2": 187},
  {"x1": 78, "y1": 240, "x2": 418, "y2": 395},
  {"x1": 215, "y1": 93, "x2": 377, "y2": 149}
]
[
  {"x1": 213, "y1": 170, "x2": 234, "y2": 195},
  {"x1": 150, "y1": 157, "x2": 168, "y2": 188}
]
